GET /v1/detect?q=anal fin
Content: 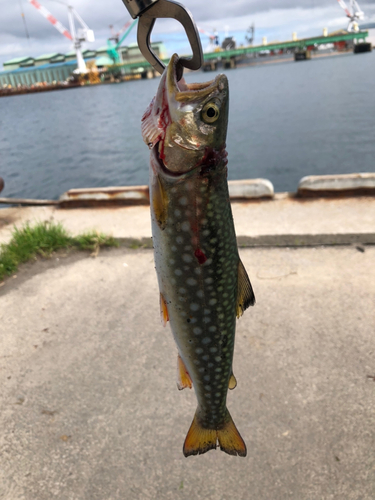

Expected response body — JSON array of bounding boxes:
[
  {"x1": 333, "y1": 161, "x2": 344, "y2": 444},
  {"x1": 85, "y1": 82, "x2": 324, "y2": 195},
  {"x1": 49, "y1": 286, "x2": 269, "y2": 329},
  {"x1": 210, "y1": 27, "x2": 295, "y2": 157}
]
[
  {"x1": 177, "y1": 354, "x2": 193, "y2": 390},
  {"x1": 160, "y1": 292, "x2": 169, "y2": 327},
  {"x1": 236, "y1": 259, "x2": 255, "y2": 318}
]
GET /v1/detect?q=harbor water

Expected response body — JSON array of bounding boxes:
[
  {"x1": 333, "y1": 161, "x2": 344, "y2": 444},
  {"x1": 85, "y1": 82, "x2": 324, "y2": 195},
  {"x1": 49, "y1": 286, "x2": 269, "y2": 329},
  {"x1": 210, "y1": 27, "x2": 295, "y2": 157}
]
[{"x1": 0, "y1": 51, "x2": 374, "y2": 200}]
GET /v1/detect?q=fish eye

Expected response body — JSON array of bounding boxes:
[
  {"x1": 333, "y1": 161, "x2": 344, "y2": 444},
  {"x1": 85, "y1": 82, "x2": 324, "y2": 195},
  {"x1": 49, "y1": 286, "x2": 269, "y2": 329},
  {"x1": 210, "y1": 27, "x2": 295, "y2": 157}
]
[{"x1": 202, "y1": 102, "x2": 220, "y2": 124}]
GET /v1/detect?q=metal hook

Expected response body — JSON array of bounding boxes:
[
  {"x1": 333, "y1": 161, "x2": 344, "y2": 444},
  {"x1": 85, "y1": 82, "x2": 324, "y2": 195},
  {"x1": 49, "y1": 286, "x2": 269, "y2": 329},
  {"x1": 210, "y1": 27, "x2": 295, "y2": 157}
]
[{"x1": 134, "y1": 0, "x2": 203, "y2": 79}]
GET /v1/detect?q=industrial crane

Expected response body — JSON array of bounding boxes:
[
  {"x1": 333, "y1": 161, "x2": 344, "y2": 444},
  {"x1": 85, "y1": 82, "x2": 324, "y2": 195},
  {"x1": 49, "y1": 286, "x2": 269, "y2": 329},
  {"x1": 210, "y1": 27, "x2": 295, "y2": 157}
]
[
  {"x1": 337, "y1": 0, "x2": 364, "y2": 31},
  {"x1": 198, "y1": 27, "x2": 219, "y2": 53},
  {"x1": 106, "y1": 19, "x2": 137, "y2": 64},
  {"x1": 27, "y1": 0, "x2": 94, "y2": 73},
  {"x1": 109, "y1": 19, "x2": 133, "y2": 44}
]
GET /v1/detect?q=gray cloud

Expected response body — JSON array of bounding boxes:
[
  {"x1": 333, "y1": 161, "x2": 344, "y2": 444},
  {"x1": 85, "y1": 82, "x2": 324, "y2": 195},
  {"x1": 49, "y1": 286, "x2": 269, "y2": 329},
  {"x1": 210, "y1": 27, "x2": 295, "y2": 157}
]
[{"x1": 0, "y1": 0, "x2": 374, "y2": 64}]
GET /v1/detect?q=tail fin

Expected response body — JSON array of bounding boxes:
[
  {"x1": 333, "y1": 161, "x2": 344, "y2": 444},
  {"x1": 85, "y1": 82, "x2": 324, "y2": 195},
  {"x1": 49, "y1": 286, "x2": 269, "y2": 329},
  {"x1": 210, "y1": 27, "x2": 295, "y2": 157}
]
[{"x1": 183, "y1": 408, "x2": 247, "y2": 457}]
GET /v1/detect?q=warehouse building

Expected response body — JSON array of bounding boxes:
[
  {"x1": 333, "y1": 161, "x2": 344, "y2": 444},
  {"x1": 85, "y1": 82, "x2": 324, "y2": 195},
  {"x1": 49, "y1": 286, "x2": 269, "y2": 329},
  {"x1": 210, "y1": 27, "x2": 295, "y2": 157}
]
[{"x1": 0, "y1": 42, "x2": 166, "y2": 88}]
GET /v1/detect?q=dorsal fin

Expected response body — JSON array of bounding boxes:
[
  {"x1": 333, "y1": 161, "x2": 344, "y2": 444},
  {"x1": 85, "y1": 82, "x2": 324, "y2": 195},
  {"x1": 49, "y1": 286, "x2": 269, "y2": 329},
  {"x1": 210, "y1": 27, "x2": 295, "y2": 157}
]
[{"x1": 236, "y1": 259, "x2": 255, "y2": 318}]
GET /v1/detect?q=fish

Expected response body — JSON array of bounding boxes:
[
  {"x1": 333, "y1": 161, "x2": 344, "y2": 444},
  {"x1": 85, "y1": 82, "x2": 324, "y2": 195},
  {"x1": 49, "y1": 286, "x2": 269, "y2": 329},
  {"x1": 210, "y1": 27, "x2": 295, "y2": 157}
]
[{"x1": 141, "y1": 54, "x2": 255, "y2": 457}]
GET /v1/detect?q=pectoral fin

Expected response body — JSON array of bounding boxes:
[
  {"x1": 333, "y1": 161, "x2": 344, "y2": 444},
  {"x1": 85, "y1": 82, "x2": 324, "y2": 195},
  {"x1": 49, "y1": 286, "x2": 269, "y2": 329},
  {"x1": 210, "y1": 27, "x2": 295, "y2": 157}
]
[
  {"x1": 152, "y1": 174, "x2": 168, "y2": 230},
  {"x1": 236, "y1": 259, "x2": 255, "y2": 318},
  {"x1": 177, "y1": 354, "x2": 193, "y2": 390}
]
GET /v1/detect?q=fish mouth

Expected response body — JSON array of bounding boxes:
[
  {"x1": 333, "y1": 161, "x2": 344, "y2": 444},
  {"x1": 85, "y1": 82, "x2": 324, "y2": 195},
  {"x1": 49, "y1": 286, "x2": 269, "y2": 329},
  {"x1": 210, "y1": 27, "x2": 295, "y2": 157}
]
[{"x1": 167, "y1": 53, "x2": 227, "y2": 101}]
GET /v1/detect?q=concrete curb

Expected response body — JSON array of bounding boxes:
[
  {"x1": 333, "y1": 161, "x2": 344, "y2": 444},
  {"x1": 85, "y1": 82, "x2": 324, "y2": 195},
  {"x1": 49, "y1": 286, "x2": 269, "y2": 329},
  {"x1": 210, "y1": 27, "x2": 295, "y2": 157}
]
[
  {"x1": 228, "y1": 179, "x2": 274, "y2": 199},
  {"x1": 114, "y1": 233, "x2": 375, "y2": 249},
  {"x1": 298, "y1": 173, "x2": 375, "y2": 197},
  {"x1": 57, "y1": 179, "x2": 275, "y2": 207}
]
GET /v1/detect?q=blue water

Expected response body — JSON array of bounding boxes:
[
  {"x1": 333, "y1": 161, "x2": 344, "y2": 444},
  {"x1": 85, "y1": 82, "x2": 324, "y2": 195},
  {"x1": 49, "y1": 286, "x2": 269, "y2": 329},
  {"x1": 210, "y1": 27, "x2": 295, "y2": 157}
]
[{"x1": 0, "y1": 52, "x2": 374, "y2": 200}]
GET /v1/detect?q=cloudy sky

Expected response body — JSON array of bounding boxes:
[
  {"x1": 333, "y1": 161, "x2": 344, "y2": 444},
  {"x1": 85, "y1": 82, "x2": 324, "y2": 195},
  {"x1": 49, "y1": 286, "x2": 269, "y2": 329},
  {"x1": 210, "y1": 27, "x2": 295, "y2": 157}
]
[{"x1": 1, "y1": 0, "x2": 374, "y2": 66}]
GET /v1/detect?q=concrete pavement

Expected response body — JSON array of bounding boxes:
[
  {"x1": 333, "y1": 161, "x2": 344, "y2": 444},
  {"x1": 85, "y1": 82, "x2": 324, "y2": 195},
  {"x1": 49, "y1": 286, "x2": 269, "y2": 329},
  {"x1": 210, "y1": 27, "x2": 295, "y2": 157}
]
[
  {"x1": 1, "y1": 245, "x2": 375, "y2": 499},
  {"x1": 0, "y1": 194, "x2": 374, "y2": 246}
]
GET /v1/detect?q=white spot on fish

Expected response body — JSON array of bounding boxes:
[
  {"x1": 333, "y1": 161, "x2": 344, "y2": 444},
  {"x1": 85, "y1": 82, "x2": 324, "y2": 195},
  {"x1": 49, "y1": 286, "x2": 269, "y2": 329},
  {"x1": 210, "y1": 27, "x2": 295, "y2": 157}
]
[
  {"x1": 174, "y1": 269, "x2": 182, "y2": 276},
  {"x1": 209, "y1": 326, "x2": 217, "y2": 332},
  {"x1": 169, "y1": 259, "x2": 175, "y2": 265},
  {"x1": 181, "y1": 221, "x2": 190, "y2": 232},
  {"x1": 204, "y1": 309, "x2": 211, "y2": 315},
  {"x1": 203, "y1": 317, "x2": 211, "y2": 324},
  {"x1": 215, "y1": 367, "x2": 222, "y2": 372},
  {"x1": 202, "y1": 337, "x2": 211, "y2": 345},
  {"x1": 190, "y1": 303, "x2": 200, "y2": 311},
  {"x1": 171, "y1": 246, "x2": 177, "y2": 252},
  {"x1": 194, "y1": 268, "x2": 202, "y2": 276},
  {"x1": 176, "y1": 236, "x2": 184, "y2": 244},
  {"x1": 174, "y1": 209, "x2": 181, "y2": 217},
  {"x1": 202, "y1": 230, "x2": 210, "y2": 236},
  {"x1": 202, "y1": 355, "x2": 209, "y2": 361},
  {"x1": 187, "y1": 278, "x2": 197, "y2": 286},
  {"x1": 196, "y1": 290, "x2": 204, "y2": 299},
  {"x1": 201, "y1": 218, "x2": 208, "y2": 225},
  {"x1": 195, "y1": 348, "x2": 203, "y2": 354},
  {"x1": 205, "y1": 277, "x2": 213, "y2": 284},
  {"x1": 204, "y1": 375, "x2": 210, "y2": 381},
  {"x1": 215, "y1": 356, "x2": 222, "y2": 362},
  {"x1": 182, "y1": 254, "x2": 193, "y2": 263},
  {"x1": 210, "y1": 347, "x2": 218, "y2": 353},
  {"x1": 204, "y1": 385, "x2": 212, "y2": 391},
  {"x1": 205, "y1": 258, "x2": 213, "y2": 266},
  {"x1": 209, "y1": 298, "x2": 217, "y2": 306},
  {"x1": 179, "y1": 197, "x2": 188, "y2": 206},
  {"x1": 179, "y1": 287, "x2": 186, "y2": 294},
  {"x1": 193, "y1": 327, "x2": 202, "y2": 335}
]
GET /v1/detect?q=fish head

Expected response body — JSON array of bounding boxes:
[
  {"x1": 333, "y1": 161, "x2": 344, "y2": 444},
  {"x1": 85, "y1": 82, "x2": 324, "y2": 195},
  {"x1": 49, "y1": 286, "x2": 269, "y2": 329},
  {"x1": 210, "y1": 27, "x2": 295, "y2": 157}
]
[{"x1": 142, "y1": 54, "x2": 229, "y2": 175}]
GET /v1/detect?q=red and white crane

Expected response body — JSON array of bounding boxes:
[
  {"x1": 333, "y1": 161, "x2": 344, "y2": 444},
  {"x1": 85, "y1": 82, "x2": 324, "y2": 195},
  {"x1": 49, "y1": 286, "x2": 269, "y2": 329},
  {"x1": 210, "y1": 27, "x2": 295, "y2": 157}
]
[
  {"x1": 198, "y1": 27, "x2": 219, "y2": 53},
  {"x1": 109, "y1": 19, "x2": 133, "y2": 44},
  {"x1": 27, "y1": 0, "x2": 94, "y2": 73},
  {"x1": 337, "y1": 0, "x2": 364, "y2": 32}
]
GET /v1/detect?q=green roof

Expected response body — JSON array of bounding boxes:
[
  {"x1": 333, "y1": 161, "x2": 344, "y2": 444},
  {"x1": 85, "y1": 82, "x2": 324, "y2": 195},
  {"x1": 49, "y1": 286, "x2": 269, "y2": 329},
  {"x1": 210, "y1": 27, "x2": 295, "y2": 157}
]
[
  {"x1": 65, "y1": 50, "x2": 76, "y2": 56},
  {"x1": 4, "y1": 56, "x2": 34, "y2": 65},
  {"x1": 34, "y1": 53, "x2": 61, "y2": 61},
  {"x1": 96, "y1": 56, "x2": 113, "y2": 66}
]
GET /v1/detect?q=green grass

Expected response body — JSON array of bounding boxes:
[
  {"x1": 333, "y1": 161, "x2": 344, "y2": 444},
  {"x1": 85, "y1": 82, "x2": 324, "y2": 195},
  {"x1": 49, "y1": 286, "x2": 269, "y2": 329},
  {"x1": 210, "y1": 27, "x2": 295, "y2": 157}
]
[{"x1": 0, "y1": 221, "x2": 119, "y2": 282}]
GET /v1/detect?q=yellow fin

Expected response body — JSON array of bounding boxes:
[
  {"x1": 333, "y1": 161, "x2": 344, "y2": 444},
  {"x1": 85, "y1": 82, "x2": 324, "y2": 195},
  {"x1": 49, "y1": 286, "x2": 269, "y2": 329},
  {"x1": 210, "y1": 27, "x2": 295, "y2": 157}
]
[
  {"x1": 217, "y1": 409, "x2": 247, "y2": 457},
  {"x1": 228, "y1": 372, "x2": 237, "y2": 390},
  {"x1": 152, "y1": 174, "x2": 168, "y2": 230},
  {"x1": 183, "y1": 411, "x2": 217, "y2": 457},
  {"x1": 183, "y1": 409, "x2": 246, "y2": 457},
  {"x1": 160, "y1": 292, "x2": 169, "y2": 327},
  {"x1": 236, "y1": 259, "x2": 255, "y2": 318},
  {"x1": 177, "y1": 354, "x2": 193, "y2": 390}
]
